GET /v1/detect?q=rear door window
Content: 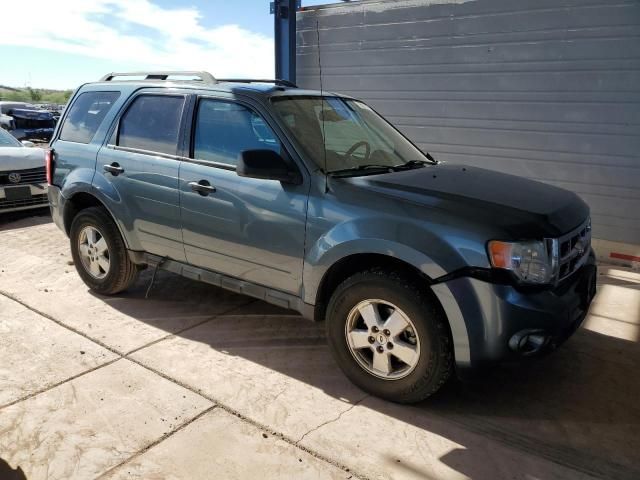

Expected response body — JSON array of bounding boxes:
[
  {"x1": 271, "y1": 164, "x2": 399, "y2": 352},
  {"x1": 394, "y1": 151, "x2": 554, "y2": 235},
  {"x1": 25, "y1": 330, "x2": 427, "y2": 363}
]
[
  {"x1": 59, "y1": 91, "x2": 120, "y2": 144},
  {"x1": 192, "y1": 99, "x2": 280, "y2": 166},
  {"x1": 117, "y1": 95, "x2": 185, "y2": 156}
]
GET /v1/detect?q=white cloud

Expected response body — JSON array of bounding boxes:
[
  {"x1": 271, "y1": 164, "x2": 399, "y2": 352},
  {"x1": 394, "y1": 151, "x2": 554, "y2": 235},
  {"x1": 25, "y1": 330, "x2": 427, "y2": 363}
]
[{"x1": 0, "y1": 0, "x2": 274, "y2": 79}]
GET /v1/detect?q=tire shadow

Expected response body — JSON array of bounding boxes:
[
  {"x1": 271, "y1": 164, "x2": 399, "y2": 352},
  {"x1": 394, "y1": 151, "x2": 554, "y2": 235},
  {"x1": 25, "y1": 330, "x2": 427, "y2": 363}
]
[{"x1": 0, "y1": 458, "x2": 27, "y2": 480}]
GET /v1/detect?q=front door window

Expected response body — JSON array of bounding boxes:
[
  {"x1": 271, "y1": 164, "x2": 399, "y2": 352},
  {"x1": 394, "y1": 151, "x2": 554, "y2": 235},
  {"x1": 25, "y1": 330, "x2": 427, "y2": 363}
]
[{"x1": 192, "y1": 99, "x2": 281, "y2": 165}]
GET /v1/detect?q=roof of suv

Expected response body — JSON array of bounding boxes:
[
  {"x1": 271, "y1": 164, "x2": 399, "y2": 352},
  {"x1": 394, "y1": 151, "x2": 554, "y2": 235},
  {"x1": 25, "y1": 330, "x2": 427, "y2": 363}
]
[{"x1": 83, "y1": 71, "x2": 346, "y2": 100}]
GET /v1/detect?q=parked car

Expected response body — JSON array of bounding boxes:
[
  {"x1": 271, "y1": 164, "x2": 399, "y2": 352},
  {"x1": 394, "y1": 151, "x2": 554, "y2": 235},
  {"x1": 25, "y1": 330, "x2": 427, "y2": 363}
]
[
  {"x1": 0, "y1": 112, "x2": 13, "y2": 130},
  {"x1": 0, "y1": 101, "x2": 56, "y2": 141},
  {"x1": 0, "y1": 128, "x2": 47, "y2": 213},
  {"x1": 33, "y1": 103, "x2": 64, "y2": 122},
  {"x1": 47, "y1": 72, "x2": 597, "y2": 403}
]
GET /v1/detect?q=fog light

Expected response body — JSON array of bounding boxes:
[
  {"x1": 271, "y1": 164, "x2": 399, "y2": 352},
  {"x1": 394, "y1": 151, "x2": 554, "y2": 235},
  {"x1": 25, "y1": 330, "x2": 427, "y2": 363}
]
[{"x1": 509, "y1": 330, "x2": 549, "y2": 355}]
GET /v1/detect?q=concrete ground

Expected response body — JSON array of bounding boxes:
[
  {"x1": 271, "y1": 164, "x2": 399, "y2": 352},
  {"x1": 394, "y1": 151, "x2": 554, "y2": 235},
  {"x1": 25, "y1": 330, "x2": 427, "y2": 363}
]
[{"x1": 0, "y1": 210, "x2": 639, "y2": 480}]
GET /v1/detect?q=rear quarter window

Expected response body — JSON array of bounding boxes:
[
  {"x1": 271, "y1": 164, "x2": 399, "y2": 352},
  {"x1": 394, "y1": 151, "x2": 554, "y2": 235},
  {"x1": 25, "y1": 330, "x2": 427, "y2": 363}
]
[{"x1": 59, "y1": 91, "x2": 120, "y2": 144}]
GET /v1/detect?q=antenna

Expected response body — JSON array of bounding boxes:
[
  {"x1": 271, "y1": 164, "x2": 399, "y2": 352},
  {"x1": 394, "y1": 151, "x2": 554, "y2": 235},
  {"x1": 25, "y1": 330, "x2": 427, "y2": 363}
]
[{"x1": 316, "y1": 19, "x2": 329, "y2": 193}]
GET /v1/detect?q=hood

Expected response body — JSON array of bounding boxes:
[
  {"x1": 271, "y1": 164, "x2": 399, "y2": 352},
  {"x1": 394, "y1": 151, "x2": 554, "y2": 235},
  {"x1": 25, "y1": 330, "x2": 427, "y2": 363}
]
[
  {"x1": 0, "y1": 147, "x2": 45, "y2": 171},
  {"x1": 340, "y1": 164, "x2": 589, "y2": 238}
]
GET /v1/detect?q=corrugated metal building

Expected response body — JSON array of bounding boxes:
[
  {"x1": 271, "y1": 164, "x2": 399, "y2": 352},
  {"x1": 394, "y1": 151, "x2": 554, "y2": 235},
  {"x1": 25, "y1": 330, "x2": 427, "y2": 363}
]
[{"x1": 297, "y1": 0, "x2": 640, "y2": 261}]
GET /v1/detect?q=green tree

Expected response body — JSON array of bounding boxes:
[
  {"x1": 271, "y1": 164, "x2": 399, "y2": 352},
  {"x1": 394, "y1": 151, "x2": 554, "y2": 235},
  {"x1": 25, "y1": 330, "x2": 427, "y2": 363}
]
[{"x1": 27, "y1": 87, "x2": 42, "y2": 102}]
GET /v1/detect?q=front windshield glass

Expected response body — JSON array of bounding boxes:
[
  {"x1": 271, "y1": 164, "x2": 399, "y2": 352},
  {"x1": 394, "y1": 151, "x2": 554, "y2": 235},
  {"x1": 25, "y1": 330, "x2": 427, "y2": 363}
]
[
  {"x1": 0, "y1": 129, "x2": 22, "y2": 147},
  {"x1": 271, "y1": 96, "x2": 431, "y2": 173}
]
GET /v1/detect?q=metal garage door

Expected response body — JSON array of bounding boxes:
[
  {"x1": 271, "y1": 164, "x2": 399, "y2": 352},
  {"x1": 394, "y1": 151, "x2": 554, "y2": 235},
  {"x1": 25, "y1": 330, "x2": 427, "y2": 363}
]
[{"x1": 296, "y1": 0, "x2": 640, "y2": 248}]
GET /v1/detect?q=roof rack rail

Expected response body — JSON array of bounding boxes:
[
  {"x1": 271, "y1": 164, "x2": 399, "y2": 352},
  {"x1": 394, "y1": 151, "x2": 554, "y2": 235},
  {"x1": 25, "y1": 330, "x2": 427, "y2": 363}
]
[
  {"x1": 100, "y1": 71, "x2": 217, "y2": 84},
  {"x1": 217, "y1": 78, "x2": 298, "y2": 88}
]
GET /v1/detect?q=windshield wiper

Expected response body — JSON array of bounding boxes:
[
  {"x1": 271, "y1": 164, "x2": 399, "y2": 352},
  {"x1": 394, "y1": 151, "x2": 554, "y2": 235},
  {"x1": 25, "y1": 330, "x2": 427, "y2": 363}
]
[
  {"x1": 329, "y1": 154, "x2": 439, "y2": 176},
  {"x1": 394, "y1": 153, "x2": 439, "y2": 170},
  {"x1": 328, "y1": 164, "x2": 395, "y2": 176},
  {"x1": 394, "y1": 159, "x2": 428, "y2": 170}
]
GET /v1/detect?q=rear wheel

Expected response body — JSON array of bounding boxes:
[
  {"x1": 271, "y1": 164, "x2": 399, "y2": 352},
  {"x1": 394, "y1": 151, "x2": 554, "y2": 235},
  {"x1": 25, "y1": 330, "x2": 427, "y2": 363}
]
[
  {"x1": 70, "y1": 207, "x2": 139, "y2": 295},
  {"x1": 325, "y1": 269, "x2": 453, "y2": 403}
]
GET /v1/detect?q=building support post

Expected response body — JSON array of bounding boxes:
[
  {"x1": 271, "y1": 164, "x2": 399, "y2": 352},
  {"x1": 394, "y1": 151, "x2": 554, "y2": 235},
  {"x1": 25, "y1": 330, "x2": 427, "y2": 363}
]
[{"x1": 271, "y1": 0, "x2": 299, "y2": 83}]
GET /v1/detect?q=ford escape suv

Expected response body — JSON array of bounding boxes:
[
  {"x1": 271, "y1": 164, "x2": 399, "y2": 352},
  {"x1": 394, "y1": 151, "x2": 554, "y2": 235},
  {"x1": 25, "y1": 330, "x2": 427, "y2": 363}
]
[{"x1": 47, "y1": 71, "x2": 597, "y2": 403}]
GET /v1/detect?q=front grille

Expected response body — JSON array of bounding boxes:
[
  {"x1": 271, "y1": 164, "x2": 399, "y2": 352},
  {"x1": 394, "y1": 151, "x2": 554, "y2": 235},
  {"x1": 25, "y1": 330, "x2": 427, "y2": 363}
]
[
  {"x1": 556, "y1": 218, "x2": 591, "y2": 281},
  {"x1": 0, "y1": 166, "x2": 46, "y2": 186},
  {"x1": 0, "y1": 193, "x2": 48, "y2": 210}
]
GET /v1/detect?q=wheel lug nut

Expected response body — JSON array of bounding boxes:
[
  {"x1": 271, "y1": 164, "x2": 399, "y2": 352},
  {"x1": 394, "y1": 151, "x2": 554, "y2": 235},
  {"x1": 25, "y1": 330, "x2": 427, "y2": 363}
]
[
  {"x1": 387, "y1": 342, "x2": 393, "y2": 349},
  {"x1": 368, "y1": 336, "x2": 375, "y2": 344},
  {"x1": 376, "y1": 346, "x2": 384, "y2": 353},
  {"x1": 383, "y1": 329, "x2": 391, "y2": 336},
  {"x1": 372, "y1": 326, "x2": 379, "y2": 333}
]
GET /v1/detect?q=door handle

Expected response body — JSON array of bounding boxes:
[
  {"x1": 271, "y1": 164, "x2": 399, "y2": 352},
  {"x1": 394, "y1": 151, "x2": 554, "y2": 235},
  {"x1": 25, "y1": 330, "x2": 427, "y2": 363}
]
[
  {"x1": 188, "y1": 180, "x2": 216, "y2": 196},
  {"x1": 103, "y1": 163, "x2": 124, "y2": 176}
]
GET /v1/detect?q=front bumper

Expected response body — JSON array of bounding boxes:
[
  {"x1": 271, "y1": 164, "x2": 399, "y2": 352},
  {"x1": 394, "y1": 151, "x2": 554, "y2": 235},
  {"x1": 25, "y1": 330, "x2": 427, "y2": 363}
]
[
  {"x1": 444, "y1": 252, "x2": 597, "y2": 372},
  {"x1": 0, "y1": 183, "x2": 48, "y2": 213}
]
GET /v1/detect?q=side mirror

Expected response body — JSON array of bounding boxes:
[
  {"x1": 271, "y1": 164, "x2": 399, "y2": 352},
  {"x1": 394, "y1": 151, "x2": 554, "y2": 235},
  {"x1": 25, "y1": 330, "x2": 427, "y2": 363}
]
[
  {"x1": 237, "y1": 149, "x2": 302, "y2": 185},
  {"x1": 21, "y1": 140, "x2": 35, "y2": 148}
]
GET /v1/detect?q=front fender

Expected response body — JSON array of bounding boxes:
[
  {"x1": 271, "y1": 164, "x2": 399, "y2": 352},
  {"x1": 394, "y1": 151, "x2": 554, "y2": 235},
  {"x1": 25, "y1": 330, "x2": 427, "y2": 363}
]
[
  {"x1": 303, "y1": 216, "x2": 468, "y2": 303},
  {"x1": 303, "y1": 217, "x2": 472, "y2": 366},
  {"x1": 304, "y1": 238, "x2": 447, "y2": 305}
]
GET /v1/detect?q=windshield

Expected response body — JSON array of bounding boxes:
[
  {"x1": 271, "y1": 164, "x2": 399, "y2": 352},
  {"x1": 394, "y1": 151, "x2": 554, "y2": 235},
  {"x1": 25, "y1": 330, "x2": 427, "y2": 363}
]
[
  {"x1": 0, "y1": 129, "x2": 22, "y2": 147},
  {"x1": 271, "y1": 96, "x2": 432, "y2": 173}
]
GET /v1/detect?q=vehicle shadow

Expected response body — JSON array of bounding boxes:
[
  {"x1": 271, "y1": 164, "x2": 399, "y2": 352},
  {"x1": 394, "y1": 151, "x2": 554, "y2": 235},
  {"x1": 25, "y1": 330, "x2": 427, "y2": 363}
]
[
  {"x1": 0, "y1": 458, "x2": 27, "y2": 480},
  {"x1": 99, "y1": 267, "x2": 640, "y2": 480},
  {"x1": 0, "y1": 208, "x2": 51, "y2": 232}
]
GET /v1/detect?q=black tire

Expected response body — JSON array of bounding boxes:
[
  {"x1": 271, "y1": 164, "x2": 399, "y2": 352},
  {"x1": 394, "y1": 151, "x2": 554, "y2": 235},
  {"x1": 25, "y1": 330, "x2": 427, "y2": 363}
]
[
  {"x1": 325, "y1": 269, "x2": 453, "y2": 403},
  {"x1": 69, "y1": 206, "x2": 139, "y2": 295}
]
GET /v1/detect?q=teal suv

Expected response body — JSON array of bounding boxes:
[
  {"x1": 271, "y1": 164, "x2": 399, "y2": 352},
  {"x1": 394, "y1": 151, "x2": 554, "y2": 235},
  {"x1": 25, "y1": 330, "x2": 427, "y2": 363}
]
[{"x1": 47, "y1": 72, "x2": 596, "y2": 403}]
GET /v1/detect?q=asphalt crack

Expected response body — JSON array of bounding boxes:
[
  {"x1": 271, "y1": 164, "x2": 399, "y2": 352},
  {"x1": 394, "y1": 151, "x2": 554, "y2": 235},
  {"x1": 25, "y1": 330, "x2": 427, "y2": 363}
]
[
  {"x1": 123, "y1": 299, "x2": 258, "y2": 356},
  {"x1": 95, "y1": 405, "x2": 218, "y2": 479},
  {"x1": 296, "y1": 395, "x2": 369, "y2": 445}
]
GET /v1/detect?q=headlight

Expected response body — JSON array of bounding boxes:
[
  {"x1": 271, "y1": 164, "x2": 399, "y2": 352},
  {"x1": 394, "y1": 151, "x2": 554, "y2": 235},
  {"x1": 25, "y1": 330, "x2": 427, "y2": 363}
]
[{"x1": 487, "y1": 240, "x2": 557, "y2": 284}]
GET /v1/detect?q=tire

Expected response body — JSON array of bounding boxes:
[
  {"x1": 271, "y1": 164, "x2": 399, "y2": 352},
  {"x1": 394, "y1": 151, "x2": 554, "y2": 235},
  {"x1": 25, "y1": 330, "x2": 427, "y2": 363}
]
[
  {"x1": 325, "y1": 269, "x2": 453, "y2": 403},
  {"x1": 69, "y1": 206, "x2": 139, "y2": 295}
]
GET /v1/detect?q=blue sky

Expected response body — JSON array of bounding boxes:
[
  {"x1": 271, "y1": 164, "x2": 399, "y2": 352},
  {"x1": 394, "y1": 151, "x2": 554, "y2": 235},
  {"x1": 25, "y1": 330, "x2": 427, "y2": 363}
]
[{"x1": 1, "y1": 0, "x2": 332, "y2": 90}]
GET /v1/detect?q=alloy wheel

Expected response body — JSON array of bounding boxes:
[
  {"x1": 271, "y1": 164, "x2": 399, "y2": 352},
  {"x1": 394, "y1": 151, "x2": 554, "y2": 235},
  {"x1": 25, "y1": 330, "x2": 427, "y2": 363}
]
[
  {"x1": 345, "y1": 299, "x2": 421, "y2": 380},
  {"x1": 78, "y1": 226, "x2": 110, "y2": 279}
]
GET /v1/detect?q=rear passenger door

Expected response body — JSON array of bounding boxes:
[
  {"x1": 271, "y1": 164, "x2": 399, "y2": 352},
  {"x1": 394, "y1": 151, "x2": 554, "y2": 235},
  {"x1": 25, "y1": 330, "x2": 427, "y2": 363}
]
[
  {"x1": 179, "y1": 96, "x2": 308, "y2": 295},
  {"x1": 97, "y1": 92, "x2": 187, "y2": 261}
]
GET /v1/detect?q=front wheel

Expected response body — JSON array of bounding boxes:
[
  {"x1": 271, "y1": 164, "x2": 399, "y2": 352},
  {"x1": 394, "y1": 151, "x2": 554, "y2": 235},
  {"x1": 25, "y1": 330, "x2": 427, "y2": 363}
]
[
  {"x1": 325, "y1": 270, "x2": 453, "y2": 403},
  {"x1": 70, "y1": 206, "x2": 139, "y2": 295}
]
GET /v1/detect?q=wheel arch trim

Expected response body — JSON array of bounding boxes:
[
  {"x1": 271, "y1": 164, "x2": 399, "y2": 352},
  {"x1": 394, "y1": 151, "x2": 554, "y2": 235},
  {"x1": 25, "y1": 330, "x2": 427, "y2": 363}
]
[
  {"x1": 304, "y1": 238, "x2": 448, "y2": 304},
  {"x1": 62, "y1": 186, "x2": 132, "y2": 250},
  {"x1": 430, "y1": 282, "x2": 471, "y2": 366}
]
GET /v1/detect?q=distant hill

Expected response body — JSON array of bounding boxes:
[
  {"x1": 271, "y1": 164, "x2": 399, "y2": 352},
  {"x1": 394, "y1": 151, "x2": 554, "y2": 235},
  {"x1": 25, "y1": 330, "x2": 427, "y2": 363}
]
[{"x1": 0, "y1": 86, "x2": 73, "y2": 105}]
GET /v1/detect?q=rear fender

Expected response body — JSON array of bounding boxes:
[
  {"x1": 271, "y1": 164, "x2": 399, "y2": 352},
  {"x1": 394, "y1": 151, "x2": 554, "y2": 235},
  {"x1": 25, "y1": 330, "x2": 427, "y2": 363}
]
[{"x1": 61, "y1": 176, "x2": 138, "y2": 250}]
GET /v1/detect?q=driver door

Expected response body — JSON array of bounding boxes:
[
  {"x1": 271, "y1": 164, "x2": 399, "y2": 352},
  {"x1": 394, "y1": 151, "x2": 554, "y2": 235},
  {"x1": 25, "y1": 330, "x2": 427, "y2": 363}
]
[{"x1": 179, "y1": 97, "x2": 309, "y2": 294}]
